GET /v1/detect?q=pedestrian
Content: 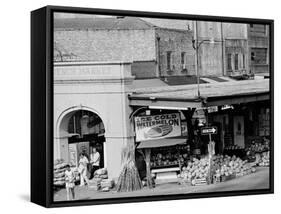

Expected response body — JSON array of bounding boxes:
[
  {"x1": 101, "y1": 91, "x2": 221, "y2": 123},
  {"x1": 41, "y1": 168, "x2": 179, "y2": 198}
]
[
  {"x1": 65, "y1": 164, "x2": 75, "y2": 200},
  {"x1": 78, "y1": 153, "x2": 89, "y2": 186},
  {"x1": 90, "y1": 147, "x2": 100, "y2": 179}
]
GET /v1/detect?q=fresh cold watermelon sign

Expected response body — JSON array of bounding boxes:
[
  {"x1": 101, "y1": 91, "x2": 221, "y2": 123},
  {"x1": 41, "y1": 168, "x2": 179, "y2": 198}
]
[{"x1": 134, "y1": 113, "x2": 182, "y2": 141}]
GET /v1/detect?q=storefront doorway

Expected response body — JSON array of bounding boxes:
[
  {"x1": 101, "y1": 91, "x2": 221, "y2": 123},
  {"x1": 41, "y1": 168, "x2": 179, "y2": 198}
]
[{"x1": 233, "y1": 116, "x2": 245, "y2": 148}]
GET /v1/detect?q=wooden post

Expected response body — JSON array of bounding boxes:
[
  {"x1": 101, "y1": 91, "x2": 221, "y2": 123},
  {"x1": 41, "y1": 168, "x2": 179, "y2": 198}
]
[
  {"x1": 208, "y1": 140, "x2": 215, "y2": 184},
  {"x1": 182, "y1": 108, "x2": 196, "y2": 155},
  {"x1": 144, "y1": 148, "x2": 153, "y2": 189}
]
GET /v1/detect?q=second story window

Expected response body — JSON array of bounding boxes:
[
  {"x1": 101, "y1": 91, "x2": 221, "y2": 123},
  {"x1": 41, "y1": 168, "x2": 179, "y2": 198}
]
[
  {"x1": 250, "y1": 24, "x2": 266, "y2": 35},
  {"x1": 234, "y1": 53, "x2": 239, "y2": 70},
  {"x1": 227, "y1": 54, "x2": 232, "y2": 70},
  {"x1": 167, "y1": 51, "x2": 172, "y2": 70},
  {"x1": 181, "y1": 52, "x2": 186, "y2": 69},
  {"x1": 251, "y1": 48, "x2": 267, "y2": 64}
]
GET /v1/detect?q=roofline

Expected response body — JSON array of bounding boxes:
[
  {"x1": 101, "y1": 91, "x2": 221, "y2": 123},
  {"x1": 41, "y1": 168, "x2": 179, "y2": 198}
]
[
  {"x1": 54, "y1": 61, "x2": 132, "y2": 66},
  {"x1": 129, "y1": 91, "x2": 269, "y2": 104},
  {"x1": 206, "y1": 91, "x2": 269, "y2": 101},
  {"x1": 128, "y1": 94, "x2": 202, "y2": 102},
  {"x1": 54, "y1": 28, "x2": 155, "y2": 31}
]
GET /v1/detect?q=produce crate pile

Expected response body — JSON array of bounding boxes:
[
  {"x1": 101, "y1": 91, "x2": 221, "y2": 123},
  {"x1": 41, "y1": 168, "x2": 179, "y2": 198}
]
[
  {"x1": 213, "y1": 155, "x2": 256, "y2": 179},
  {"x1": 178, "y1": 157, "x2": 209, "y2": 186},
  {"x1": 255, "y1": 151, "x2": 270, "y2": 167},
  {"x1": 150, "y1": 145, "x2": 189, "y2": 168},
  {"x1": 246, "y1": 141, "x2": 269, "y2": 153},
  {"x1": 178, "y1": 155, "x2": 257, "y2": 185},
  {"x1": 246, "y1": 139, "x2": 270, "y2": 165}
]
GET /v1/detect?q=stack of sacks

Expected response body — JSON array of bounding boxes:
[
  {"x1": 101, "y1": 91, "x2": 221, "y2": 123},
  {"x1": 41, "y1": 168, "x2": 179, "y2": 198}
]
[
  {"x1": 93, "y1": 168, "x2": 108, "y2": 179},
  {"x1": 101, "y1": 179, "x2": 114, "y2": 191},
  {"x1": 53, "y1": 160, "x2": 68, "y2": 186},
  {"x1": 90, "y1": 168, "x2": 115, "y2": 191},
  {"x1": 88, "y1": 177, "x2": 102, "y2": 191}
]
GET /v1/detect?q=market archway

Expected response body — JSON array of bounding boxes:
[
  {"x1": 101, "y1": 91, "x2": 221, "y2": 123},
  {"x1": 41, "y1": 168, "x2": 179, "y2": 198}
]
[{"x1": 55, "y1": 107, "x2": 106, "y2": 169}]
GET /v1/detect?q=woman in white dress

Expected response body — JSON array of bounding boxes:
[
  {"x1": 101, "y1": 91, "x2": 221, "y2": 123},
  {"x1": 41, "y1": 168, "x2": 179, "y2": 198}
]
[{"x1": 78, "y1": 153, "x2": 89, "y2": 186}]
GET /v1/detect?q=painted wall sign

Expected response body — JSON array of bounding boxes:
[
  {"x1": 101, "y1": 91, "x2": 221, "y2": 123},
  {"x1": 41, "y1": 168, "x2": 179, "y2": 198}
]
[{"x1": 134, "y1": 113, "x2": 182, "y2": 141}]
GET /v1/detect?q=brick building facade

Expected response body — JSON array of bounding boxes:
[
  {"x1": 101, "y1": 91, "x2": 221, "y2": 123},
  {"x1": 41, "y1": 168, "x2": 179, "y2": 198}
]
[
  {"x1": 54, "y1": 16, "x2": 195, "y2": 79},
  {"x1": 54, "y1": 16, "x2": 269, "y2": 80},
  {"x1": 156, "y1": 28, "x2": 195, "y2": 77},
  {"x1": 195, "y1": 21, "x2": 249, "y2": 77},
  {"x1": 248, "y1": 24, "x2": 270, "y2": 74}
]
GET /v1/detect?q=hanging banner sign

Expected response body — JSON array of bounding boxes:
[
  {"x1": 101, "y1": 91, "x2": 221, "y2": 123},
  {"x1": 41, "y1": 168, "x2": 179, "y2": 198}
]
[{"x1": 134, "y1": 113, "x2": 182, "y2": 142}]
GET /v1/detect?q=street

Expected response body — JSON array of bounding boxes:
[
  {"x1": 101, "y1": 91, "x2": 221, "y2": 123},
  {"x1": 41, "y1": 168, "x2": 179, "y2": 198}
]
[{"x1": 54, "y1": 167, "x2": 269, "y2": 201}]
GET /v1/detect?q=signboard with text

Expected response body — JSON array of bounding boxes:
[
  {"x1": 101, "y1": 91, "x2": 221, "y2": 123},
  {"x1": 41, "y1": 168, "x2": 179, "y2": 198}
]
[
  {"x1": 201, "y1": 126, "x2": 217, "y2": 135},
  {"x1": 134, "y1": 113, "x2": 181, "y2": 142}
]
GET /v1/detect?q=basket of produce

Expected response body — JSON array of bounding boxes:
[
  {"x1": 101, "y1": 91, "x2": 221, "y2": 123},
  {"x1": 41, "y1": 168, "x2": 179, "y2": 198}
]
[{"x1": 257, "y1": 151, "x2": 270, "y2": 167}]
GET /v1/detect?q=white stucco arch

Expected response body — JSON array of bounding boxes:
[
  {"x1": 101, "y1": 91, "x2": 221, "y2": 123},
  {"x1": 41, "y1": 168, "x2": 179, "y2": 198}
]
[
  {"x1": 54, "y1": 105, "x2": 107, "y2": 169},
  {"x1": 53, "y1": 61, "x2": 135, "y2": 179},
  {"x1": 55, "y1": 105, "x2": 106, "y2": 139}
]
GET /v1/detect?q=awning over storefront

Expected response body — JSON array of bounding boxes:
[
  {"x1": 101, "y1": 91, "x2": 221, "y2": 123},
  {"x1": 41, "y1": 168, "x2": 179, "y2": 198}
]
[
  {"x1": 129, "y1": 79, "x2": 270, "y2": 108},
  {"x1": 137, "y1": 138, "x2": 186, "y2": 149}
]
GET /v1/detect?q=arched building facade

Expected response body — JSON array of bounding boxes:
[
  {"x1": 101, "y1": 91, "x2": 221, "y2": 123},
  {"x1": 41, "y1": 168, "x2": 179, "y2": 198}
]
[{"x1": 53, "y1": 61, "x2": 135, "y2": 179}]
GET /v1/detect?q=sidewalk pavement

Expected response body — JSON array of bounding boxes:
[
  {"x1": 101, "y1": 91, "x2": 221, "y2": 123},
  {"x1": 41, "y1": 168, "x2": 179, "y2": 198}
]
[{"x1": 53, "y1": 167, "x2": 269, "y2": 202}]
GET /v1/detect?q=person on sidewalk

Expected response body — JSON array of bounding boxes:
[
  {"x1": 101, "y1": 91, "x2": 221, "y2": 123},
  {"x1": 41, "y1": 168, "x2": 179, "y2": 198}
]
[
  {"x1": 90, "y1": 147, "x2": 100, "y2": 179},
  {"x1": 78, "y1": 153, "x2": 89, "y2": 186},
  {"x1": 65, "y1": 164, "x2": 75, "y2": 200}
]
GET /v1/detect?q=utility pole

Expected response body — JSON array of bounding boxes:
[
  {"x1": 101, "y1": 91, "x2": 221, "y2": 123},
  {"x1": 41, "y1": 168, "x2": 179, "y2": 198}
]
[{"x1": 192, "y1": 21, "x2": 215, "y2": 98}]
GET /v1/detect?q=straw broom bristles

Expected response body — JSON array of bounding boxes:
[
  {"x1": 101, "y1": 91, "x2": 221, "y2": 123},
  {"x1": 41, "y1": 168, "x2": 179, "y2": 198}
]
[{"x1": 116, "y1": 145, "x2": 143, "y2": 192}]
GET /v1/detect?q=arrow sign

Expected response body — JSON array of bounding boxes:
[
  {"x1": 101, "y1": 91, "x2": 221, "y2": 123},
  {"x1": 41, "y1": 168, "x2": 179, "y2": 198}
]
[{"x1": 201, "y1": 126, "x2": 217, "y2": 135}]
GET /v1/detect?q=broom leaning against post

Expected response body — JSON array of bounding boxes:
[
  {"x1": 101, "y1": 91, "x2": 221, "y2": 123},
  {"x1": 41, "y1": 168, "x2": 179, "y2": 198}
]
[{"x1": 116, "y1": 145, "x2": 143, "y2": 192}]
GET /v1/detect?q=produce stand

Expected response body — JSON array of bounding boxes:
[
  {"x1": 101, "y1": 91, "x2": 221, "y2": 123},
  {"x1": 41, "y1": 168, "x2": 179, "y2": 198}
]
[
  {"x1": 137, "y1": 138, "x2": 187, "y2": 185},
  {"x1": 245, "y1": 139, "x2": 270, "y2": 166},
  {"x1": 223, "y1": 147, "x2": 246, "y2": 159},
  {"x1": 151, "y1": 167, "x2": 180, "y2": 184}
]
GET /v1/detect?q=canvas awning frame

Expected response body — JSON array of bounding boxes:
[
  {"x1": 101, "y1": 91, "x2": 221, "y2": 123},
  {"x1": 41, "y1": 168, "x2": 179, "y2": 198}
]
[{"x1": 137, "y1": 137, "x2": 187, "y2": 149}]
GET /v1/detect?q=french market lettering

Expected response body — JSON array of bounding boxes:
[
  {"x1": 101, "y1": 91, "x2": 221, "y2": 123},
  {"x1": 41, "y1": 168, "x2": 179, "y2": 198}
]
[{"x1": 135, "y1": 113, "x2": 182, "y2": 141}]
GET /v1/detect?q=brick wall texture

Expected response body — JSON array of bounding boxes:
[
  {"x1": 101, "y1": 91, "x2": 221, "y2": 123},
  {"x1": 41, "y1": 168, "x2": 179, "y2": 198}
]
[
  {"x1": 54, "y1": 29, "x2": 156, "y2": 62},
  {"x1": 156, "y1": 28, "x2": 196, "y2": 77}
]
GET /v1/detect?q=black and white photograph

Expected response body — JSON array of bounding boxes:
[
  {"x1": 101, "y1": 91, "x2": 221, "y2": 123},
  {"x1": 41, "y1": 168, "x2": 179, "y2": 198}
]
[{"x1": 51, "y1": 10, "x2": 272, "y2": 203}]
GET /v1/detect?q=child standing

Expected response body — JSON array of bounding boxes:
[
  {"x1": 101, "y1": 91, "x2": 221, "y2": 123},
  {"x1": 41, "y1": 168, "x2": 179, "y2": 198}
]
[{"x1": 65, "y1": 164, "x2": 75, "y2": 200}]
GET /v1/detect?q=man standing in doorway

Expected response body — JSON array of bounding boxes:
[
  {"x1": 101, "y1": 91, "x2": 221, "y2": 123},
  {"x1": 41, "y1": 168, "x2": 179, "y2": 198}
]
[{"x1": 90, "y1": 147, "x2": 100, "y2": 179}]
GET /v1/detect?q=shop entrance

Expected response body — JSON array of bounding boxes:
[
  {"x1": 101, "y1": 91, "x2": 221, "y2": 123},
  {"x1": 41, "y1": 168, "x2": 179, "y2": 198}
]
[
  {"x1": 233, "y1": 116, "x2": 245, "y2": 148},
  {"x1": 57, "y1": 109, "x2": 105, "y2": 169}
]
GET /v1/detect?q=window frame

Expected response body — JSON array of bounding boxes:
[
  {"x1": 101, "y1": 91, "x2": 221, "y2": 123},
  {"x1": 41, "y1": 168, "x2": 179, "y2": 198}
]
[
  {"x1": 234, "y1": 53, "x2": 239, "y2": 70},
  {"x1": 167, "y1": 51, "x2": 172, "y2": 70}
]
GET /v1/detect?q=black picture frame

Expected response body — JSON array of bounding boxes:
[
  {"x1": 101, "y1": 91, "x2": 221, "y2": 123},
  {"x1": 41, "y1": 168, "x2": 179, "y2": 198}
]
[{"x1": 31, "y1": 5, "x2": 274, "y2": 208}]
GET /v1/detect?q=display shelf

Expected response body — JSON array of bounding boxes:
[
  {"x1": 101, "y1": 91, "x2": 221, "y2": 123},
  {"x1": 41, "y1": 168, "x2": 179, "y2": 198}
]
[{"x1": 151, "y1": 164, "x2": 179, "y2": 169}]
